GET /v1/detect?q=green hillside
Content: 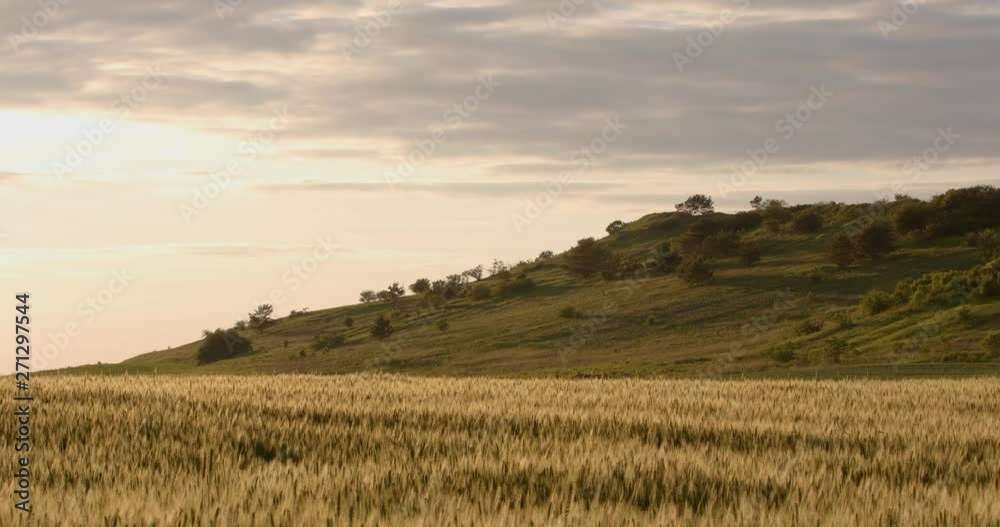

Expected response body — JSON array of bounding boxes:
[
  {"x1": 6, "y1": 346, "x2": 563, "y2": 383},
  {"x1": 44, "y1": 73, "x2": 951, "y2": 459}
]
[{"x1": 70, "y1": 188, "x2": 1000, "y2": 378}]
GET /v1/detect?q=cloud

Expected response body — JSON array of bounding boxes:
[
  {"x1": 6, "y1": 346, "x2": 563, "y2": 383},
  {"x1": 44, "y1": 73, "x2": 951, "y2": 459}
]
[
  {"x1": 256, "y1": 180, "x2": 624, "y2": 197},
  {"x1": 1, "y1": 0, "x2": 998, "y2": 190}
]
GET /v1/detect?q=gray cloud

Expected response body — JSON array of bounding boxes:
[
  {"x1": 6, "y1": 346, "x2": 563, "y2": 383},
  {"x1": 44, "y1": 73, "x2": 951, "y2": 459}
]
[{"x1": 1, "y1": 0, "x2": 998, "y2": 191}]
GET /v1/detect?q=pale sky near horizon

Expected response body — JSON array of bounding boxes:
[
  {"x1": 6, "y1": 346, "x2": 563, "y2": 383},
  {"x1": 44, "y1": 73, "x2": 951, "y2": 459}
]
[{"x1": 1, "y1": 0, "x2": 998, "y2": 372}]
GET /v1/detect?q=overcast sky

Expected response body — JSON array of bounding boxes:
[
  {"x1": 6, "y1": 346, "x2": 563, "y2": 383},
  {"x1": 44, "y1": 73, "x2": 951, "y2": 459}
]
[{"x1": 1, "y1": 0, "x2": 997, "y2": 370}]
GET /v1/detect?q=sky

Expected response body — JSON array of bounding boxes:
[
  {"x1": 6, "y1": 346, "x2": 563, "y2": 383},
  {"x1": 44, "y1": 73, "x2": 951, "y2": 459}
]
[{"x1": 1, "y1": 0, "x2": 998, "y2": 371}]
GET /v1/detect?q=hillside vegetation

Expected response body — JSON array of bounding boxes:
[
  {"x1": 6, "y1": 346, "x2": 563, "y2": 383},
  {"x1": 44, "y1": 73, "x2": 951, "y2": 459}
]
[
  {"x1": 7, "y1": 375, "x2": 998, "y2": 525},
  {"x1": 81, "y1": 186, "x2": 1000, "y2": 378}
]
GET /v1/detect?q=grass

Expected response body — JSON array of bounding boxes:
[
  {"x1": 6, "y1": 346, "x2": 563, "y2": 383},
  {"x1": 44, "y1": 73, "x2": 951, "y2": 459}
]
[{"x1": 5, "y1": 374, "x2": 998, "y2": 525}]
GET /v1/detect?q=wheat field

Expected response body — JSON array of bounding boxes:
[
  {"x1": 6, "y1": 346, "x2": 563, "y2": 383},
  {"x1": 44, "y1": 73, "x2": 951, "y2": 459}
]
[{"x1": 2, "y1": 375, "x2": 998, "y2": 526}]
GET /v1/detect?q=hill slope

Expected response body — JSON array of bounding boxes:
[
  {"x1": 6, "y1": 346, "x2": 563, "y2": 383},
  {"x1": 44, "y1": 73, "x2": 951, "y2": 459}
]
[{"x1": 77, "y1": 192, "x2": 1000, "y2": 378}]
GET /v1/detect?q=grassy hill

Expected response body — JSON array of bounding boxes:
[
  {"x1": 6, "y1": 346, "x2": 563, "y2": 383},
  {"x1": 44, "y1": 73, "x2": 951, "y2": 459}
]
[{"x1": 68, "y1": 190, "x2": 1000, "y2": 378}]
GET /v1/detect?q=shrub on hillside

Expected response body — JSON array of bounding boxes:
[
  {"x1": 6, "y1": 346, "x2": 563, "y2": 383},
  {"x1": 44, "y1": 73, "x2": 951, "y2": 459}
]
[
  {"x1": 975, "y1": 228, "x2": 1000, "y2": 261},
  {"x1": 826, "y1": 233, "x2": 857, "y2": 269},
  {"x1": 794, "y1": 319, "x2": 823, "y2": 336},
  {"x1": 197, "y1": 329, "x2": 252, "y2": 364},
  {"x1": 436, "y1": 319, "x2": 450, "y2": 332},
  {"x1": 650, "y1": 248, "x2": 683, "y2": 273},
  {"x1": 824, "y1": 338, "x2": 849, "y2": 363},
  {"x1": 739, "y1": 243, "x2": 762, "y2": 267},
  {"x1": 769, "y1": 342, "x2": 796, "y2": 363},
  {"x1": 982, "y1": 332, "x2": 1000, "y2": 357},
  {"x1": 678, "y1": 256, "x2": 714, "y2": 285},
  {"x1": 897, "y1": 259, "x2": 1000, "y2": 308},
  {"x1": 724, "y1": 211, "x2": 764, "y2": 233},
  {"x1": 311, "y1": 332, "x2": 347, "y2": 350},
  {"x1": 599, "y1": 253, "x2": 624, "y2": 280},
  {"x1": 490, "y1": 259, "x2": 512, "y2": 280},
  {"x1": 855, "y1": 221, "x2": 896, "y2": 260},
  {"x1": 344, "y1": 316, "x2": 355, "y2": 328},
  {"x1": 500, "y1": 277, "x2": 537, "y2": 294},
  {"x1": 469, "y1": 283, "x2": 492, "y2": 300},
  {"x1": 955, "y1": 306, "x2": 974, "y2": 326},
  {"x1": 860, "y1": 290, "x2": 897, "y2": 316},
  {"x1": 791, "y1": 211, "x2": 823, "y2": 234},
  {"x1": 370, "y1": 314, "x2": 394, "y2": 340},
  {"x1": 761, "y1": 200, "x2": 792, "y2": 233},
  {"x1": 702, "y1": 230, "x2": 741, "y2": 258},
  {"x1": 893, "y1": 201, "x2": 935, "y2": 234},
  {"x1": 833, "y1": 311, "x2": 854, "y2": 330},
  {"x1": 559, "y1": 306, "x2": 584, "y2": 319},
  {"x1": 565, "y1": 238, "x2": 615, "y2": 279}
]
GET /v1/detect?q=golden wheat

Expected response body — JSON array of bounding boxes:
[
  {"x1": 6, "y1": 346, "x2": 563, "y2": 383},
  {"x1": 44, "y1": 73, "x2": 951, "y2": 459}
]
[{"x1": 1, "y1": 375, "x2": 998, "y2": 526}]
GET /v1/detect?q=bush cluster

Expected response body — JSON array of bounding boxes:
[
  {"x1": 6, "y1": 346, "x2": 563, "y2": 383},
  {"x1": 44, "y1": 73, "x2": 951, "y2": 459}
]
[
  {"x1": 197, "y1": 329, "x2": 252, "y2": 364},
  {"x1": 312, "y1": 332, "x2": 348, "y2": 351}
]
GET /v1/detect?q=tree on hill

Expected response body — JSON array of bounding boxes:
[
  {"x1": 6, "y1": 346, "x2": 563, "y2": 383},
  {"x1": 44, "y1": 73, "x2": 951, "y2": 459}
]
[
  {"x1": 675, "y1": 194, "x2": 715, "y2": 216},
  {"x1": 606, "y1": 220, "x2": 625, "y2": 235},
  {"x1": 536, "y1": 250, "x2": 554, "y2": 261},
  {"x1": 370, "y1": 314, "x2": 394, "y2": 340},
  {"x1": 377, "y1": 282, "x2": 406, "y2": 304},
  {"x1": 762, "y1": 199, "x2": 791, "y2": 232},
  {"x1": 490, "y1": 259, "x2": 512, "y2": 280},
  {"x1": 248, "y1": 304, "x2": 274, "y2": 332},
  {"x1": 462, "y1": 265, "x2": 484, "y2": 282},
  {"x1": 855, "y1": 222, "x2": 896, "y2": 260},
  {"x1": 359, "y1": 290, "x2": 378, "y2": 304},
  {"x1": 565, "y1": 237, "x2": 614, "y2": 278},
  {"x1": 197, "y1": 329, "x2": 252, "y2": 364},
  {"x1": 444, "y1": 274, "x2": 467, "y2": 298},
  {"x1": 409, "y1": 278, "x2": 431, "y2": 295},
  {"x1": 827, "y1": 233, "x2": 857, "y2": 268}
]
